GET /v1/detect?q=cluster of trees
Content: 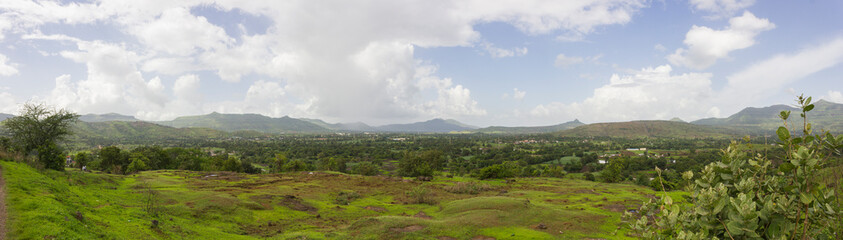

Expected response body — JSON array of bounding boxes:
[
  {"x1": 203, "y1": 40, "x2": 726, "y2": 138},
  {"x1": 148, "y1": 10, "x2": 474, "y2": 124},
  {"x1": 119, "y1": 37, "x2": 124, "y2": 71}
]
[
  {"x1": 74, "y1": 146, "x2": 260, "y2": 174},
  {"x1": 0, "y1": 103, "x2": 79, "y2": 171}
]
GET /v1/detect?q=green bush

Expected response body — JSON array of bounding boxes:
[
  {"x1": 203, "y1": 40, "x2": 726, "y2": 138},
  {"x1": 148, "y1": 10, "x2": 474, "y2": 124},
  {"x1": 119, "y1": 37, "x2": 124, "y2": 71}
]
[
  {"x1": 405, "y1": 185, "x2": 435, "y2": 205},
  {"x1": 335, "y1": 190, "x2": 361, "y2": 205},
  {"x1": 473, "y1": 161, "x2": 519, "y2": 179},
  {"x1": 628, "y1": 95, "x2": 842, "y2": 239}
]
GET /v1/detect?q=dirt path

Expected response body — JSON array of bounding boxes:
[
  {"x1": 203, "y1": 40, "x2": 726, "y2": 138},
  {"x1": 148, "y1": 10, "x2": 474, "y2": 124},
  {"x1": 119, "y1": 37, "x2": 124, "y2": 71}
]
[{"x1": 0, "y1": 165, "x2": 7, "y2": 240}]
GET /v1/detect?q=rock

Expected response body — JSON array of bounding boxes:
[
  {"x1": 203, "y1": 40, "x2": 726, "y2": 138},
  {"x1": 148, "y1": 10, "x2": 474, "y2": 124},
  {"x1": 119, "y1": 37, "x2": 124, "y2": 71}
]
[
  {"x1": 535, "y1": 223, "x2": 547, "y2": 229},
  {"x1": 151, "y1": 219, "x2": 159, "y2": 228},
  {"x1": 73, "y1": 211, "x2": 84, "y2": 221}
]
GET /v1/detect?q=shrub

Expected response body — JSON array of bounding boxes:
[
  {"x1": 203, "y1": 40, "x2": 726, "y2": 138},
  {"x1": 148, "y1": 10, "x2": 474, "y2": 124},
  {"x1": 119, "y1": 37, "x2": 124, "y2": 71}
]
[
  {"x1": 473, "y1": 161, "x2": 519, "y2": 179},
  {"x1": 335, "y1": 190, "x2": 361, "y2": 205},
  {"x1": 628, "y1": 95, "x2": 842, "y2": 239},
  {"x1": 444, "y1": 182, "x2": 492, "y2": 194},
  {"x1": 406, "y1": 185, "x2": 435, "y2": 205}
]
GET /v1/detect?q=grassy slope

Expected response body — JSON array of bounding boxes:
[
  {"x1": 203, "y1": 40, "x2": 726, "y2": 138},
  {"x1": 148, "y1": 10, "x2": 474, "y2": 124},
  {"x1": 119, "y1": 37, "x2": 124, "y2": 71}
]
[{"x1": 0, "y1": 161, "x2": 683, "y2": 239}]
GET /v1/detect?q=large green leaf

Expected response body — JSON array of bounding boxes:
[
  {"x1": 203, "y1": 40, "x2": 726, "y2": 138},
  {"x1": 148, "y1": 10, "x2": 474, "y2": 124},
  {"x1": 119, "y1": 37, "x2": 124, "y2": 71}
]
[{"x1": 776, "y1": 127, "x2": 790, "y2": 141}]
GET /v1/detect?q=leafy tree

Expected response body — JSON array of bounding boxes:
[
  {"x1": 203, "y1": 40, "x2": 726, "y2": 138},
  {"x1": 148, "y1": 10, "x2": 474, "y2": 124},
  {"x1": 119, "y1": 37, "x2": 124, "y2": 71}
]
[
  {"x1": 126, "y1": 153, "x2": 148, "y2": 174},
  {"x1": 352, "y1": 161, "x2": 380, "y2": 176},
  {"x1": 398, "y1": 150, "x2": 444, "y2": 177},
  {"x1": 273, "y1": 153, "x2": 289, "y2": 173},
  {"x1": 99, "y1": 146, "x2": 128, "y2": 174},
  {"x1": 601, "y1": 158, "x2": 626, "y2": 183},
  {"x1": 75, "y1": 152, "x2": 90, "y2": 170},
  {"x1": 628, "y1": 95, "x2": 842, "y2": 239},
  {"x1": 2, "y1": 103, "x2": 79, "y2": 170}
]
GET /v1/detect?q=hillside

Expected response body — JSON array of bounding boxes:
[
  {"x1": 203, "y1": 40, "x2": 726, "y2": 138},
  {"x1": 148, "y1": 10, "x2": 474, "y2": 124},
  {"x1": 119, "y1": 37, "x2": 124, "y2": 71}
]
[
  {"x1": 691, "y1": 100, "x2": 843, "y2": 132},
  {"x1": 158, "y1": 112, "x2": 329, "y2": 133},
  {"x1": 301, "y1": 118, "x2": 378, "y2": 132},
  {"x1": 559, "y1": 120, "x2": 735, "y2": 138},
  {"x1": 376, "y1": 118, "x2": 477, "y2": 133},
  {"x1": 475, "y1": 119, "x2": 585, "y2": 134},
  {"x1": 71, "y1": 121, "x2": 236, "y2": 140},
  {"x1": 78, "y1": 113, "x2": 139, "y2": 122}
]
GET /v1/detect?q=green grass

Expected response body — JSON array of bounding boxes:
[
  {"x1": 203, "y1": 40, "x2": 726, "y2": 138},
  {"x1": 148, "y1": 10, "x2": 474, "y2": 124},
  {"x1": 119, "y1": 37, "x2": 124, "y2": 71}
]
[{"x1": 1, "y1": 160, "x2": 674, "y2": 239}]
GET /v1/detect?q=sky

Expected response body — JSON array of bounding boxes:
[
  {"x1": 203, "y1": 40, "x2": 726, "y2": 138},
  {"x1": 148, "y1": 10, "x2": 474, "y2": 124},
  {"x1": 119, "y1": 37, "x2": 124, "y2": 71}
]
[{"x1": 0, "y1": 0, "x2": 842, "y2": 127}]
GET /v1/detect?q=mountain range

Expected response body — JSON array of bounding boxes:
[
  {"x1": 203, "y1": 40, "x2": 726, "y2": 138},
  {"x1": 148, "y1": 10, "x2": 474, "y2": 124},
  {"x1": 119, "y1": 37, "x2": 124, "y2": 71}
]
[{"x1": 1, "y1": 100, "x2": 842, "y2": 137}]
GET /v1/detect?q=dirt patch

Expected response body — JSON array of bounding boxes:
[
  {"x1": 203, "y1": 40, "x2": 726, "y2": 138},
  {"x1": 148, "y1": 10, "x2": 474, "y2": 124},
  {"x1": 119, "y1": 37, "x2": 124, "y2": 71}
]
[
  {"x1": 363, "y1": 206, "x2": 386, "y2": 212},
  {"x1": 249, "y1": 195, "x2": 317, "y2": 213},
  {"x1": 574, "y1": 189, "x2": 601, "y2": 195},
  {"x1": 601, "y1": 203, "x2": 628, "y2": 213},
  {"x1": 279, "y1": 195, "x2": 317, "y2": 213},
  {"x1": 437, "y1": 237, "x2": 458, "y2": 240},
  {"x1": 390, "y1": 225, "x2": 425, "y2": 232},
  {"x1": 471, "y1": 236, "x2": 496, "y2": 240},
  {"x1": 413, "y1": 211, "x2": 432, "y2": 219}
]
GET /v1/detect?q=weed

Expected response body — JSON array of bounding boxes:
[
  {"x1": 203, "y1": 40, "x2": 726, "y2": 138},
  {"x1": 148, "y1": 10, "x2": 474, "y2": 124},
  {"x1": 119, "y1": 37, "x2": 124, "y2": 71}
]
[
  {"x1": 443, "y1": 182, "x2": 492, "y2": 194},
  {"x1": 406, "y1": 185, "x2": 435, "y2": 204}
]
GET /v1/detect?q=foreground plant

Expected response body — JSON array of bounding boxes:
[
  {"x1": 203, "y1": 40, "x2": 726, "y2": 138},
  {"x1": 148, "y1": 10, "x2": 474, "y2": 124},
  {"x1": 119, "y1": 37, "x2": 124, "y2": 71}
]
[{"x1": 627, "y1": 95, "x2": 841, "y2": 239}]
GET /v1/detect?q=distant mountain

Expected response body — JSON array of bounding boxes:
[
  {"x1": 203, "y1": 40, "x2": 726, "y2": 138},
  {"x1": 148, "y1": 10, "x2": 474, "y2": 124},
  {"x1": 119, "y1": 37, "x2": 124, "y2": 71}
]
[
  {"x1": 691, "y1": 100, "x2": 843, "y2": 133},
  {"x1": 375, "y1": 118, "x2": 477, "y2": 133},
  {"x1": 300, "y1": 118, "x2": 378, "y2": 132},
  {"x1": 669, "y1": 117, "x2": 685, "y2": 123},
  {"x1": 157, "y1": 112, "x2": 329, "y2": 133},
  {"x1": 0, "y1": 113, "x2": 13, "y2": 122},
  {"x1": 79, "y1": 113, "x2": 139, "y2": 122},
  {"x1": 475, "y1": 119, "x2": 585, "y2": 134},
  {"x1": 559, "y1": 120, "x2": 735, "y2": 138}
]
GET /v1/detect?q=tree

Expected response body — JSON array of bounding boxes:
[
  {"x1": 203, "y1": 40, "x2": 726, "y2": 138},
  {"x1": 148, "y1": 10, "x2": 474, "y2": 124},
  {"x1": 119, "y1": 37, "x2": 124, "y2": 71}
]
[
  {"x1": 2, "y1": 103, "x2": 79, "y2": 170},
  {"x1": 75, "y1": 152, "x2": 90, "y2": 170},
  {"x1": 628, "y1": 95, "x2": 842, "y2": 239},
  {"x1": 99, "y1": 146, "x2": 128, "y2": 174},
  {"x1": 398, "y1": 150, "x2": 444, "y2": 177}
]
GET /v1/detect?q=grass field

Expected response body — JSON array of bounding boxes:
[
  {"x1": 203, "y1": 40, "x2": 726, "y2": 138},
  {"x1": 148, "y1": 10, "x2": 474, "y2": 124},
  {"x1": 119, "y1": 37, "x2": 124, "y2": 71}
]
[{"x1": 0, "y1": 160, "x2": 684, "y2": 239}]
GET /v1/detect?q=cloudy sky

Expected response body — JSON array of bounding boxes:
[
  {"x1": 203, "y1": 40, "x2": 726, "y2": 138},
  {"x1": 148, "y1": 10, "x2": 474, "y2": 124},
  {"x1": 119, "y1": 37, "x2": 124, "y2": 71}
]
[{"x1": 0, "y1": 0, "x2": 842, "y2": 126}]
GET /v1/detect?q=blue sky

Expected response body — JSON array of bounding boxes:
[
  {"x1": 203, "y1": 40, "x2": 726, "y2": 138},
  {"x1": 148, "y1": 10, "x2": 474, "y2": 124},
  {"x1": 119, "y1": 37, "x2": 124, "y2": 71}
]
[{"x1": 0, "y1": 0, "x2": 841, "y2": 127}]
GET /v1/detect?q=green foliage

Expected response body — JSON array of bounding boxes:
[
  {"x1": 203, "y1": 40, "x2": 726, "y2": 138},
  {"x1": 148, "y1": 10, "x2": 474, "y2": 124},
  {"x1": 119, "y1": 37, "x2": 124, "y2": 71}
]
[
  {"x1": 444, "y1": 182, "x2": 492, "y2": 194},
  {"x1": 398, "y1": 150, "x2": 444, "y2": 177},
  {"x1": 74, "y1": 152, "x2": 89, "y2": 170},
  {"x1": 126, "y1": 153, "x2": 148, "y2": 174},
  {"x1": 36, "y1": 141, "x2": 64, "y2": 171},
  {"x1": 351, "y1": 161, "x2": 379, "y2": 176},
  {"x1": 2, "y1": 103, "x2": 79, "y2": 155},
  {"x1": 473, "y1": 161, "x2": 519, "y2": 179},
  {"x1": 584, "y1": 172, "x2": 596, "y2": 181},
  {"x1": 601, "y1": 158, "x2": 626, "y2": 183},
  {"x1": 99, "y1": 146, "x2": 128, "y2": 174},
  {"x1": 334, "y1": 190, "x2": 361, "y2": 205},
  {"x1": 628, "y1": 95, "x2": 842, "y2": 239},
  {"x1": 405, "y1": 185, "x2": 435, "y2": 205}
]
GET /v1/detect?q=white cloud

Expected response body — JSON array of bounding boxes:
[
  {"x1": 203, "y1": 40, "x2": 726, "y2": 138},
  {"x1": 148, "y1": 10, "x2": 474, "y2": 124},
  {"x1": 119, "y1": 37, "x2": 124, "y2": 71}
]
[
  {"x1": 0, "y1": 91, "x2": 18, "y2": 113},
  {"x1": 690, "y1": 0, "x2": 755, "y2": 19},
  {"x1": 667, "y1": 11, "x2": 774, "y2": 70},
  {"x1": 718, "y1": 37, "x2": 843, "y2": 112},
  {"x1": 6, "y1": 0, "x2": 648, "y2": 124},
  {"x1": 504, "y1": 88, "x2": 527, "y2": 100},
  {"x1": 554, "y1": 54, "x2": 584, "y2": 67},
  {"x1": 654, "y1": 44, "x2": 667, "y2": 52},
  {"x1": 824, "y1": 91, "x2": 843, "y2": 103},
  {"x1": 482, "y1": 43, "x2": 528, "y2": 58},
  {"x1": 0, "y1": 54, "x2": 19, "y2": 76},
  {"x1": 133, "y1": 7, "x2": 234, "y2": 56},
  {"x1": 531, "y1": 65, "x2": 717, "y2": 123}
]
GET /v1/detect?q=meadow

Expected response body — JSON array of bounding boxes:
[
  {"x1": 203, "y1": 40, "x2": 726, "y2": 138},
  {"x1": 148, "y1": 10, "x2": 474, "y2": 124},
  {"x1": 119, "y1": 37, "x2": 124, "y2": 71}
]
[{"x1": 0, "y1": 160, "x2": 684, "y2": 240}]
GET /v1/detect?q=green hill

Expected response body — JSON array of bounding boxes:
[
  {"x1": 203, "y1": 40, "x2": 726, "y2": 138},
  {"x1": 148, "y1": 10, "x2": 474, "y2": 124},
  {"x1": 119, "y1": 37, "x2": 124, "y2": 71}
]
[
  {"x1": 78, "y1": 113, "x2": 139, "y2": 122},
  {"x1": 157, "y1": 112, "x2": 329, "y2": 133},
  {"x1": 71, "y1": 121, "x2": 233, "y2": 140},
  {"x1": 300, "y1": 118, "x2": 378, "y2": 132},
  {"x1": 691, "y1": 100, "x2": 843, "y2": 133},
  {"x1": 376, "y1": 118, "x2": 477, "y2": 133},
  {"x1": 559, "y1": 120, "x2": 735, "y2": 138},
  {"x1": 475, "y1": 119, "x2": 585, "y2": 134}
]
